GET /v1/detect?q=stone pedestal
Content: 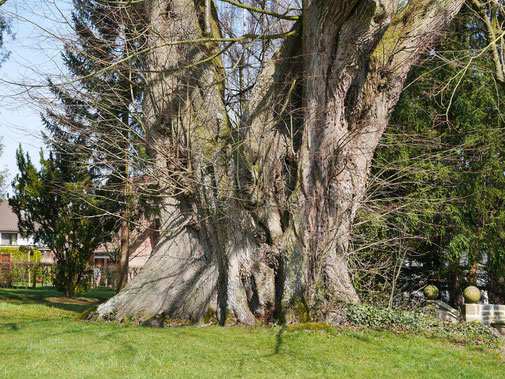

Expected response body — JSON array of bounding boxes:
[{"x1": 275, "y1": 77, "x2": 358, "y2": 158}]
[
  {"x1": 425, "y1": 300, "x2": 460, "y2": 323},
  {"x1": 463, "y1": 304, "x2": 505, "y2": 336},
  {"x1": 463, "y1": 304, "x2": 505, "y2": 324}
]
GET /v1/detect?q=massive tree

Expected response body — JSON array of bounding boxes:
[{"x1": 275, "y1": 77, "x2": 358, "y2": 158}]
[{"x1": 95, "y1": 0, "x2": 465, "y2": 325}]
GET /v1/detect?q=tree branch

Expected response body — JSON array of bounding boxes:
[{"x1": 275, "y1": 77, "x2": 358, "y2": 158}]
[
  {"x1": 470, "y1": 0, "x2": 505, "y2": 87},
  {"x1": 220, "y1": 0, "x2": 299, "y2": 21}
]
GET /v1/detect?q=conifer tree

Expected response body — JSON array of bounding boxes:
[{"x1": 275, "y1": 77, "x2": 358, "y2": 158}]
[
  {"x1": 353, "y1": 8, "x2": 505, "y2": 306},
  {"x1": 10, "y1": 146, "x2": 114, "y2": 297},
  {"x1": 0, "y1": 0, "x2": 11, "y2": 66},
  {"x1": 43, "y1": 0, "x2": 146, "y2": 290}
]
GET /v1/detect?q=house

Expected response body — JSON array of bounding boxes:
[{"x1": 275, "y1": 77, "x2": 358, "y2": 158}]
[
  {"x1": 0, "y1": 200, "x2": 34, "y2": 247},
  {"x1": 128, "y1": 219, "x2": 160, "y2": 280},
  {"x1": 92, "y1": 218, "x2": 160, "y2": 282},
  {"x1": 1, "y1": 199, "x2": 158, "y2": 284},
  {"x1": 0, "y1": 200, "x2": 54, "y2": 263}
]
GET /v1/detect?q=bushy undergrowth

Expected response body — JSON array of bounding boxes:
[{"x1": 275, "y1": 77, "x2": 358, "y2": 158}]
[{"x1": 346, "y1": 303, "x2": 502, "y2": 348}]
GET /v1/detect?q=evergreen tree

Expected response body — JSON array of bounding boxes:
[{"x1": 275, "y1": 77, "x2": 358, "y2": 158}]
[
  {"x1": 0, "y1": 0, "x2": 9, "y2": 66},
  {"x1": 10, "y1": 146, "x2": 114, "y2": 297},
  {"x1": 352, "y1": 9, "x2": 505, "y2": 306},
  {"x1": 43, "y1": 0, "x2": 146, "y2": 290}
]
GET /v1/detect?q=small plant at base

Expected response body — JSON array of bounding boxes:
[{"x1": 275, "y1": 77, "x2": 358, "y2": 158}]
[{"x1": 203, "y1": 308, "x2": 217, "y2": 324}]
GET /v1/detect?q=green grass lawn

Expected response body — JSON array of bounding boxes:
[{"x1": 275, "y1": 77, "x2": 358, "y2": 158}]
[{"x1": 0, "y1": 288, "x2": 504, "y2": 378}]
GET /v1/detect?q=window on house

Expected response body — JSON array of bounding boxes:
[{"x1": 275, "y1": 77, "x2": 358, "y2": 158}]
[{"x1": 1, "y1": 233, "x2": 18, "y2": 246}]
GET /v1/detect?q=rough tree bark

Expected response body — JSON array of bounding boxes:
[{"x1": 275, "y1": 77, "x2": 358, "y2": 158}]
[
  {"x1": 95, "y1": 0, "x2": 465, "y2": 325},
  {"x1": 117, "y1": 110, "x2": 132, "y2": 292},
  {"x1": 116, "y1": 218, "x2": 130, "y2": 291}
]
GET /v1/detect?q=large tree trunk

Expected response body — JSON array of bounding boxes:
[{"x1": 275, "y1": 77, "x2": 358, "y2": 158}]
[
  {"x1": 296, "y1": 0, "x2": 464, "y2": 303},
  {"x1": 116, "y1": 218, "x2": 130, "y2": 291},
  {"x1": 95, "y1": 0, "x2": 464, "y2": 325}
]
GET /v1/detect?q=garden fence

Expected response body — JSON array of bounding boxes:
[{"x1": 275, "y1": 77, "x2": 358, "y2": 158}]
[
  {"x1": 1, "y1": 261, "x2": 54, "y2": 288},
  {"x1": 1, "y1": 259, "x2": 141, "y2": 290}
]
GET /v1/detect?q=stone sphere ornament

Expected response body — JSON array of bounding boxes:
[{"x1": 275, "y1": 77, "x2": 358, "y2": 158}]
[
  {"x1": 463, "y1": 286, "x2": 481, "y2": 303},
  {"x1": 424, "y1": 285, "x2": 439, "y2": 300}
]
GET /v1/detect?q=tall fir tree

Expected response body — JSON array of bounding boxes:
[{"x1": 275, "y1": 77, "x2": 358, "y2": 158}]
[
  {"x1": 352, "y1": 8, "x2": 505, "y2": 306},
  {"x1": 43, "y1": 0, "x2": 146, "y2": 290}
]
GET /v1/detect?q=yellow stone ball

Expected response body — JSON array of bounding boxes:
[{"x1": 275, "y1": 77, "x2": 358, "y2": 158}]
[
  {"x1": 424, "y1": 285, "x2": 439, "y2": 300},
  {"x1": 463, "y1": 286, "x2": 481, "y2": 303}
]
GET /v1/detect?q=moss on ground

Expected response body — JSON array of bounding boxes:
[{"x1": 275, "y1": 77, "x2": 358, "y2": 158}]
[
  {"x1": 285, "y1": 322, "x2": 333, "y2": 333},
  {"x1": 77, "y1": 305, "x2": 98, "y2": 320}
]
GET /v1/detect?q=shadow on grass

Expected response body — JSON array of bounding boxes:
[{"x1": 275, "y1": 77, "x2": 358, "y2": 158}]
[
  {"x1": 0, "y1": 287, "x2": 116, "y2": 314},
  {"x1": 0, "y1": 287, "x2": 63, "y2": 301},
  {"x1": 275, "y1": 325, "x2": 287, "y2": 354},
  {"x1": 347, "y1": 331, "x2": 373, "y2": 342},
  {"x1": 0, "y1": 318, "x2": 94, "y2": 344}
]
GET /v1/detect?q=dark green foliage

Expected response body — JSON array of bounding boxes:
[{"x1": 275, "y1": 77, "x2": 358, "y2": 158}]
[
  {"x1": 352, "y1": 9, "x2": 505, "y2": 306},
  {"x1": 46, "y1": 0, "x2": 145, "y2": 152},
  {"x1": 346, "y1": 304, "x2": 501, "y2": 349},
  {"x1": 9, "y1": 147, "x2": 114, "y2": 297},
  {"x1": 42, "y1": 0, "x2": 148, "y2": 258}
]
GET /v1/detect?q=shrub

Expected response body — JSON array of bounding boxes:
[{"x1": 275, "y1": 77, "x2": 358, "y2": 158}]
[
  {"x1": 2, "y1": 247, "x2": 53, "y2": 287},
  {"x1": 346, "y1": 304, "x2": 502, "y2": 349}
]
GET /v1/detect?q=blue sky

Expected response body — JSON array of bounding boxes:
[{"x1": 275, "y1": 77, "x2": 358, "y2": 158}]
[{"x1": 1, "y1": 0, "x2": 72, "y2": 194}]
